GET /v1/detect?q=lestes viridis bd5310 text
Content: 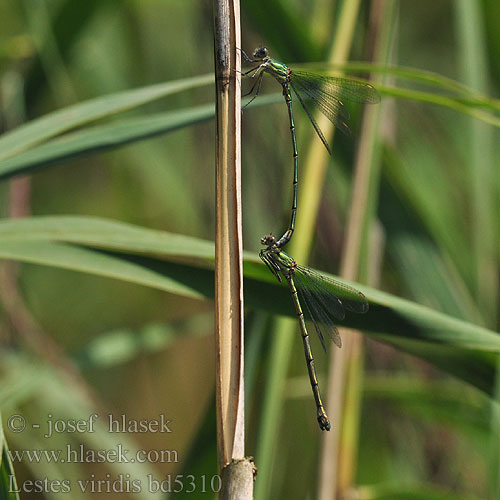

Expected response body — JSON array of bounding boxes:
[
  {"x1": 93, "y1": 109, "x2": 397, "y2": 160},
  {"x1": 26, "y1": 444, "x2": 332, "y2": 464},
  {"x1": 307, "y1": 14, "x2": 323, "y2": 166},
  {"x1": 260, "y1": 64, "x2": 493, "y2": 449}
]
[{"x1": 242, "y1": 46, "x2": 380, "y2": 248}]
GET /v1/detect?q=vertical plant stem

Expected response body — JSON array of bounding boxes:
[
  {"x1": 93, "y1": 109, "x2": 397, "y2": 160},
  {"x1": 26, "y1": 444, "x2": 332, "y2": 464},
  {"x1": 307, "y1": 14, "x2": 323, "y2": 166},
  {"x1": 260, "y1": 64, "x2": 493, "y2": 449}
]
[
  {"x1": 213, "y1": 3, "x2": 252, "y2": 497},
  {"x1": 21, "y1": 0, "x2": 77, "y2": 106},
  {"x1": 254, "y1": 317, "x2": 295, "y2": 500},
  {"x1": 454, "y1": 2, "x2": 497, "y2": 327},
  {"x1": 292, "y1": 0, "x2": 362, "y2": 263},
  {"x1": 319, "y1": 2, "x2": 396, "y2": 499},
  {"x1": 455, "y1": 3, "x2": 498, "y2": 496}
]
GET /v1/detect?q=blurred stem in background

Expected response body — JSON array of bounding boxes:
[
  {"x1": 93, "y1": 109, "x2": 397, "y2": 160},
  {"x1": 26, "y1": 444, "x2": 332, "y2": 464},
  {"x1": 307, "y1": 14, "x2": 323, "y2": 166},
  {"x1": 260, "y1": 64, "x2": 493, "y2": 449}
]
[
  {"x1": 21, "y1": 0, "x2": 77, "y2": 106},
  {"x1": 454, "y1": 1, "x2": 497, "y2": 329},
  {"x1": 455, "y1": 2, "x2": 499, "y2": 498},
  {"x1": 328, "y1": 1, "x2": 397, "y2": 498}
]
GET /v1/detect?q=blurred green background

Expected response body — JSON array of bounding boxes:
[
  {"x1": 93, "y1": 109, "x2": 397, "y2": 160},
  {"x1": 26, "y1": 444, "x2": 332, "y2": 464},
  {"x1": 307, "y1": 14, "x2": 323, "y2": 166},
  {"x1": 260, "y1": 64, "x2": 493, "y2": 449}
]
[{"x1": 0, "y1": 0, "x2": 499, "y2": 499}]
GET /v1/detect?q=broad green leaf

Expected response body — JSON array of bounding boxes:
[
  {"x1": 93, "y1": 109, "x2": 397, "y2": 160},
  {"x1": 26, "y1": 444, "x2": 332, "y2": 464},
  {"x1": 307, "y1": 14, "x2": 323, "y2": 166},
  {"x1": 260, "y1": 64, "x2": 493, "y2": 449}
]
[
  {"x1": 0, "y1": 215, "x2": 214, "y2": 259},
  {"x1": 0, "y1": 216, "x2": 498, "y2": 395},
  {"x1": 0, "y1": 240, "x2": 207, "y2": 300}
]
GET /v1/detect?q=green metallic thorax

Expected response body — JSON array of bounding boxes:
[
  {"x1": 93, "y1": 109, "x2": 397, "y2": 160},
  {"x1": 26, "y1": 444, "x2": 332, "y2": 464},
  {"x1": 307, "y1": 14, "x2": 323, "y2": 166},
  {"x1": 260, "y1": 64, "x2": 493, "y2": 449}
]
[
  {"x1": 274, "y1": 248, "x2": 294, "y2": 273},
  {"x1": 263, "y1": 58, "x2": 290, "y2": 83},
  {"x1": 261, "y1": 244, "x2": 295, "y2": 276}
]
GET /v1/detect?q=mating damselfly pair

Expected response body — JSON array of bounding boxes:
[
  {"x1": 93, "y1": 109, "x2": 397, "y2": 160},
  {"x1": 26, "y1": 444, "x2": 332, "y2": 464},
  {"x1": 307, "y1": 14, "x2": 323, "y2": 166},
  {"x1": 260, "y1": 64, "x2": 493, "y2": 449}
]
[{"x1": 243, "y1": 47, "x2": 380, "y2": 430}]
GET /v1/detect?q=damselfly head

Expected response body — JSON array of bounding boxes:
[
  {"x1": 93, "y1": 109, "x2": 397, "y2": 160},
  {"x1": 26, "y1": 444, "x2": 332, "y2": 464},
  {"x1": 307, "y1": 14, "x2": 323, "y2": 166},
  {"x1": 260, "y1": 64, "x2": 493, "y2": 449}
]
[
  {"x1": 260, "y1": 234, "x2": 276, "y2": 247},
  {"x1": 253, "y1": 46, "x2": 268, "y2": 60}
]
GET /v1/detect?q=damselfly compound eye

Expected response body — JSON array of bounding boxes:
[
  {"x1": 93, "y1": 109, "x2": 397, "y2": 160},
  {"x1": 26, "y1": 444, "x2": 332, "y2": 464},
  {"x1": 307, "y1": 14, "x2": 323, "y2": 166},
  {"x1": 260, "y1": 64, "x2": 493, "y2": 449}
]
[
  {"x1": 252, "y1": 46, "x2": 268, "y2": 60},
  {"x1": 260, "y1": 234, "x2": 276, "y2": 246}
]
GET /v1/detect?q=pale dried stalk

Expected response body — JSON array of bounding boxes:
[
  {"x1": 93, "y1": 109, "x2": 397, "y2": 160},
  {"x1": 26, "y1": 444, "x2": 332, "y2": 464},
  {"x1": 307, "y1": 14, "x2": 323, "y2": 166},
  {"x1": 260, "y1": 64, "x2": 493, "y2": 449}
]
[{"x1": 213, "y1": 1, "x2": 253, "y2": 498}]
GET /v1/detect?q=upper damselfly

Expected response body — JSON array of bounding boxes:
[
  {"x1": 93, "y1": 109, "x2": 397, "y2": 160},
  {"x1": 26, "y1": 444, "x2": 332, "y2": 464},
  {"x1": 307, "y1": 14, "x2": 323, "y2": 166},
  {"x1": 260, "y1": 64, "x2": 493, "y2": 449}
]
[
  {"x1": 260, "y1": 233, "x2": 369, "y2": 431},
  {"x1": 243, "y1": 47, "x2": 380, "y2": 248}
]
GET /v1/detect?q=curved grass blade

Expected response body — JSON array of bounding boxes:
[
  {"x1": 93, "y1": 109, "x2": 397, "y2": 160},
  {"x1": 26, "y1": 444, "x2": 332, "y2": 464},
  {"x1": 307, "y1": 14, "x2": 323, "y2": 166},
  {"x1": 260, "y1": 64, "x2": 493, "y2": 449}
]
[
  {"x1": 0, "y1": 105, "x2": 214, "y2": 181},
  {"x1": 0, "y1": 74, "x2": 213, "y2": 162}
]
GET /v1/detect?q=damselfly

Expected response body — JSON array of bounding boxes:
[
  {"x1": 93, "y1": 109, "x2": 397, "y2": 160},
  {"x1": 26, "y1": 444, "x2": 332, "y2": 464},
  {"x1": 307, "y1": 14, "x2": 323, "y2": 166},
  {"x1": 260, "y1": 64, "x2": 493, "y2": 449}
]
[
  {"x1": 260, "y1": 234, "x2": 369, "y2": 431},
  {"x1": 243, "y1": 47, "x2": 380, "y2": 248}
]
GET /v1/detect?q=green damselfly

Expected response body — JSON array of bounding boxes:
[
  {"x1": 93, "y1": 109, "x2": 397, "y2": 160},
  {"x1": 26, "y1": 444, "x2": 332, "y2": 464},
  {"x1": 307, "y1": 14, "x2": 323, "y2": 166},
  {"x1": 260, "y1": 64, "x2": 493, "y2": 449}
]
[
  {"x1": 260, "y1": 234, "x2": 369, "y2": 431},
  {"x1": 243, "y1": 47, "x2": 380, "y2": 248}
]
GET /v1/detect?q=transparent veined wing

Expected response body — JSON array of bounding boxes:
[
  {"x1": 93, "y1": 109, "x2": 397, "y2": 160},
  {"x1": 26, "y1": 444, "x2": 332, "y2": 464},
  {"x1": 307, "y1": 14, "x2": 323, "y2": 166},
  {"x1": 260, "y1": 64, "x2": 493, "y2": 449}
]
[
  {"x1": 294, "y1": 271, "x2": 343, "y2": 350},
  {"x1": 295, "y1": 265, "x2": 369, "y2": 313},
  {"x1": 291, "y1": 71, "x2": 380, "y2": 137},
  {"x1": 292, "y1": 265, "x2": 369, "y2": 350},
  {"x1": 292, "y1": 71, "x2": 381, "y2": 104},
  {"x1": 291, "y1": 77, "x2": 352, "y2": 137}
]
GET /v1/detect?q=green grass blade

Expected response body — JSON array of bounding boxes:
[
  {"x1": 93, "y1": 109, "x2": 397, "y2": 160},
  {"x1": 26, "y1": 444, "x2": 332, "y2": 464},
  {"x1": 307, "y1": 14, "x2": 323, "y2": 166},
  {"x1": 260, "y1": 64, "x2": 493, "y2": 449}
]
[
  {"x1": 455, "y1": 0, "x2": 498, "y2": 326},
  {"x1": 298, "y1": 62, "x2": 500, "y2": 113},
  {"x1": 0, "y1": 94, "x2": 280, "y2": 181},
  {"x1": 0, "y1": 241, "x2": 207, "y2": 300},
  {"x1": 0, "y1": 105, "x2": 214, "y2": 180},
  {"x1": 301, "y1": 62, "x2": 479, "y2": 92},
  {"x1": 0, "y1": 215, "x2": 214, "y2": 259},
  {"x1": 0, "y1": 74, "x2": 213, "y2": 161},
  {"x1": 376, "y1": 85, "x2": 500, "y2": 127}
]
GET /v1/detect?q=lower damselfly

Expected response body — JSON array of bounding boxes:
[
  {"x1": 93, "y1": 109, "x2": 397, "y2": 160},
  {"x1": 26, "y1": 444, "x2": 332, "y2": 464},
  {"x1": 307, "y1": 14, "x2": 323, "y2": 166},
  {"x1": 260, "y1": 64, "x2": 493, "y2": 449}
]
[
  {"x1": 260, "y1": 234, "x2": 369, "y2": 431},
  {"x1": 243, "y1": 47, "x2": 380, "y2": 248}
]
